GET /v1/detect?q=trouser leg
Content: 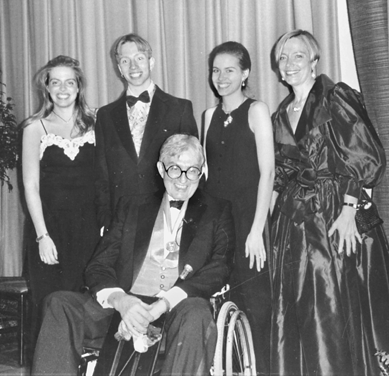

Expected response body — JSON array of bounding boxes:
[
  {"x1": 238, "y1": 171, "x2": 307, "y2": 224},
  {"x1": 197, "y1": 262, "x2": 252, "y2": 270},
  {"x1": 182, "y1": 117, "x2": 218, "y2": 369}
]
[
  {"x1": 161, "y1": 297, "x2": 217, "y2": 376},
  {"x1": 31, "y1": 291, "x2": 112, "y2": 376}
]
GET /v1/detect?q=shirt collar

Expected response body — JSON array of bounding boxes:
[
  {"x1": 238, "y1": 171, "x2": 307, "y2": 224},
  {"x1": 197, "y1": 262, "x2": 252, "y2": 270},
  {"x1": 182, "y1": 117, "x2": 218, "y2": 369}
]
[{"x1": 126, "y1": 80, "x2": 156, "y2": 101}]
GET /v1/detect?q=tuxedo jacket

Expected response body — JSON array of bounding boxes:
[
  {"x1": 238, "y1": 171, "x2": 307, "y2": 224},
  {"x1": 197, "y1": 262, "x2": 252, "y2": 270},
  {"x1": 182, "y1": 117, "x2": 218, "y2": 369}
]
[
  {"x1": 95, "y1": 86, "x2": 198, "y2": 228},
  {"x1": 85, "y1": 189, "x2": 234, "y2": 300}
]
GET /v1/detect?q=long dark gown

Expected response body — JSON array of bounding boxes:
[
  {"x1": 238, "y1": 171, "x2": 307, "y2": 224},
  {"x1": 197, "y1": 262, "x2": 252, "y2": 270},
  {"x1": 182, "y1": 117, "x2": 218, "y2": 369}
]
[
  {"x1": 26, "y1": 127, "x2": 100, "y2": 325},
  {"x1": 204, "y1": 98, "x2": 272, "y2": 375},
  {"x1": 271, "y1": 74, "x2": 389, "y2": 375}
]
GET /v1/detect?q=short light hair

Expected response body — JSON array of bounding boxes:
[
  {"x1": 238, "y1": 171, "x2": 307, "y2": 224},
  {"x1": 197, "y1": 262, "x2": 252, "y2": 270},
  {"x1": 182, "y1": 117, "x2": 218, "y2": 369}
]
[
  {"x1": 114, "y1": 33, "x2": 152, "y2": 62},
  {"x1": 274, "y1": 29, "x2": 321, "y2": 64},
  {"x1": 159, "y1": 134, "x2": 204, "y2": 166}
]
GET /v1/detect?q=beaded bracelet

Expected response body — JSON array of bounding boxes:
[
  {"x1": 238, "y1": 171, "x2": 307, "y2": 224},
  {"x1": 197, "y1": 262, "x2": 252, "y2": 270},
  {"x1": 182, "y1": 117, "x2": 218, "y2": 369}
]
[
  {"x1": 343, "y1": 202, "x2": 358, "y2": 209},
  {"x1": 36, "y1": 232, "x2": 50, "y2": 242}
]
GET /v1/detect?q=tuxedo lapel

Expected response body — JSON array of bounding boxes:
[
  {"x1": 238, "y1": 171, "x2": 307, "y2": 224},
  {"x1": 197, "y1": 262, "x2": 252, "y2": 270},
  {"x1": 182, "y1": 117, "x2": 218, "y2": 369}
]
[
  {"x1": 179, "y1": 191, "x2": 207, "y2": 269},
  {"x1": 111, "y1": 94, "x2": 138, "y2": 162},
  {"x1": 138, "y1": 87, "x2": 167, "y2": 161},
  {"x1": 132, "y1": 195, "x2": 162, "y2": 281}
]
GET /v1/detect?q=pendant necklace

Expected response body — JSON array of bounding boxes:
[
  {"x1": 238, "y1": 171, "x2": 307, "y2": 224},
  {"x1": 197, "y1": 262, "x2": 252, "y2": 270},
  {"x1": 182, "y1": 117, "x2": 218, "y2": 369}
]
[
  {"x1": 222, "y1": 97, "x2": 246, "y2": 127},
  {"x1": 52, "y1": 110, "x2": 74, "y2": 123},
  {"x1": 291, "y1": 98, "x2": 306, "y2": 112},
  {"x1": 291, "y1": 92, "x2": 311, "y2": 112}
]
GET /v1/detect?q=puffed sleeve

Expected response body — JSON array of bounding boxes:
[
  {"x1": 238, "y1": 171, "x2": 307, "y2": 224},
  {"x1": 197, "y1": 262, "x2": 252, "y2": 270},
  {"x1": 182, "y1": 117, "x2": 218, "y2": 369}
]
[{"x1": 327, "y1": 83, "x2": 386, "y2": 199}]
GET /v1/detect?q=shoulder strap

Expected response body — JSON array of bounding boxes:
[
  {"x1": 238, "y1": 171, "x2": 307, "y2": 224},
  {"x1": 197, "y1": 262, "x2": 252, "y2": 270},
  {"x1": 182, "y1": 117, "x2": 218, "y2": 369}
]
[
  {"x1": 40, "y1": 119, "x2": 48, "y2": 135},
  {"x1": 201, "y1": 106, "x2": 217, "y2": 180},
  {"x1": 201, "y1": 106, "x2": 217, "y2": 147}
]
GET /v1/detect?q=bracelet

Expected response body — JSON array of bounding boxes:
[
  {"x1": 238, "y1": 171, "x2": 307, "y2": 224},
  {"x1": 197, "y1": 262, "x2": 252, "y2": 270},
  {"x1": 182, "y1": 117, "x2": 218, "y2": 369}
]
[
  {"x1": 36, "y1": 233, "x2": 50, "y2": 242},
  {"x1": 343, "y1": 202, "x2": 358, "y2": 209},
  {"x1": 159, "y1": 296, "x2": 171, "y2": 312}
]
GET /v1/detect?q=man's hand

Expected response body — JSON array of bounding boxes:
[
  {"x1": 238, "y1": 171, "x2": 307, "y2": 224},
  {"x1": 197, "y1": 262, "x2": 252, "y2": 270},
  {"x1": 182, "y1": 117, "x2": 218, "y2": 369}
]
[
  {"x1": 108, "y1": 292, "x2": 154, "y2": 337},
  {"x1": 149, "y1": 298, "x2": 169, "y2": 321}
]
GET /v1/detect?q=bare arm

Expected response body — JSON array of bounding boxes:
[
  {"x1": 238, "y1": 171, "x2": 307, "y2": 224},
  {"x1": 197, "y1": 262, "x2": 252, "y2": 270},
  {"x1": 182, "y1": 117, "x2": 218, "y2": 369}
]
[
  {"x1": 246, "y1": 101, "x2": 275, "y2": 271},
  {"x1": 22, "y1": 122, "x2": 58, "y2": 264}
]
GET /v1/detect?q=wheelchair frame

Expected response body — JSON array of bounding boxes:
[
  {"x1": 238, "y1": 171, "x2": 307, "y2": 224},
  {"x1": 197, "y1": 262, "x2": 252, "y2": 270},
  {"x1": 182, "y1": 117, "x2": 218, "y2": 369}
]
[{"x1": 79, "y1": 287, "x2": 256, "y2": 376}]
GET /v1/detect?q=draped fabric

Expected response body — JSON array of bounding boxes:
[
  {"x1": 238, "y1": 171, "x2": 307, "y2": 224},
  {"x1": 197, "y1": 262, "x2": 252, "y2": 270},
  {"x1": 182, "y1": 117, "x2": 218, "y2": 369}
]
[
  {"x1": 346, "y1": 0, "x2": 389, "y2": 236},
  {"x1": 0, "y1": 0, "x2": 341, "y2": 275}
]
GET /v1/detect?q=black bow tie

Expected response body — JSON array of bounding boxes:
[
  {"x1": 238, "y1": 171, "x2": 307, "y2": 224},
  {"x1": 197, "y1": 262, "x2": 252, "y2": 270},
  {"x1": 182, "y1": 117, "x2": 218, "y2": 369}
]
[
  {"x1": 170, "y1": 200, "x2": 184, "y2": 210},
  {"x1": 126, "y1": 91, "x2": 150, "y2": 107}
]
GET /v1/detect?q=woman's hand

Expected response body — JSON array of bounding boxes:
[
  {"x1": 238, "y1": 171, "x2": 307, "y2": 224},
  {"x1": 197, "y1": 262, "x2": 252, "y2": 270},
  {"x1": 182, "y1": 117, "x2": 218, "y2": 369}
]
[
  {"x1": 38, "y1": 236, "x2": 59, "y2": 264},
  {"x1": 245, "y1": 230, "x2": 266, "y2": 271},
  {"x1": 328, "y1": 206, "x2": 362, "y2": 256}
]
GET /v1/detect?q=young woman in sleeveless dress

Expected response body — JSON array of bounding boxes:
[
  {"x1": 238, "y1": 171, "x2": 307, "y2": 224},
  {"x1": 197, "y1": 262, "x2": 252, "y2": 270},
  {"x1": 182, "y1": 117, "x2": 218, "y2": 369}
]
[
  {"x1": 203, "y1": 42, "x2": 274, "y2": 374},
  {"x1": 22, "y1": 56, "x2": 100, "y2": 344}
]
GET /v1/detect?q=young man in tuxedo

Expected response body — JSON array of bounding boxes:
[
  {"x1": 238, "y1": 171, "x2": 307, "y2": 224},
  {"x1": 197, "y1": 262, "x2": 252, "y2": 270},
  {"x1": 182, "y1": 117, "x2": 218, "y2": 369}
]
[
  {"x1": 32, "y1": 134, "x2": 234, "y2": 375},
  {"x1": 95, "y1": 33, "x2": 198, "y2": 230}
]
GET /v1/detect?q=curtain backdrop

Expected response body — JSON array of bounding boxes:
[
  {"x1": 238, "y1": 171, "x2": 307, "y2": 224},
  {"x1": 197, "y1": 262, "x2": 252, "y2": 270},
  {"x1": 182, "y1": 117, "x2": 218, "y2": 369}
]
[
  {"x1": 0, "y1": 0, "x2": 339, "y2": 276},
  {"x1": 346, "y1": 0, "x2": 389, "y2": 236}
]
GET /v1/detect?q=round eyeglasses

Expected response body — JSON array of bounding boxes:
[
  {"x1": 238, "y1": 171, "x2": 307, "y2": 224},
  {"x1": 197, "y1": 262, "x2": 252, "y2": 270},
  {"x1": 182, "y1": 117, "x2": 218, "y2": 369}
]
[{"x1": 162, "y1": 163, "x2": 202, "y2": 181}]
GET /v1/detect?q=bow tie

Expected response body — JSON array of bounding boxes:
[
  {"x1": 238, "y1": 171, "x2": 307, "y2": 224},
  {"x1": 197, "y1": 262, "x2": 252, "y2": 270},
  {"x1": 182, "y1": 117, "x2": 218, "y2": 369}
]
[
  {"x1": 169, "y1": 200, "x2": 184, "y2": 210},
  {"x1": 126, "y1": 90, "x2": 150, "y2": 107}
]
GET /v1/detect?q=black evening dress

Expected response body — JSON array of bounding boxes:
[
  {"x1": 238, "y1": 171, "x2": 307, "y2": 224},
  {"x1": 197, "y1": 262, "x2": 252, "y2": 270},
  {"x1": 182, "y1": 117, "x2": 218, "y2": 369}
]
[
  {"x1": 27, "y1": 126, "x2": 100, "y2": 308},
  {"x1": 204, "y1": 98, "x2": 272, "y2": 375},
  {"x1": 271, "y1": 74, "x2": 389, "y2": 375}
]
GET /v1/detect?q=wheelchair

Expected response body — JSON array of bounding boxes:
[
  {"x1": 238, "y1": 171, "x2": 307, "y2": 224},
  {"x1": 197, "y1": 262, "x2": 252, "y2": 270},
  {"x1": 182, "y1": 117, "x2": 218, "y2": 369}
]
[{"x1": 79, "y1": 286, "x2": 256, "y2": 376}]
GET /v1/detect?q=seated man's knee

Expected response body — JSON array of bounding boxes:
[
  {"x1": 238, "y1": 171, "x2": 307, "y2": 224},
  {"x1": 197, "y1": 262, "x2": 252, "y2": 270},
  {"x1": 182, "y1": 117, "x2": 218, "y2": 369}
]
[
  {"x1": 180, "y1": 297, "x2": 213, "y2": 317},
  {"x1": 41, "y1": 290, "x2": 86, "y2": 321},
  {"x1": 169, "y1": 297, "x2": 215, "y2": 333}
]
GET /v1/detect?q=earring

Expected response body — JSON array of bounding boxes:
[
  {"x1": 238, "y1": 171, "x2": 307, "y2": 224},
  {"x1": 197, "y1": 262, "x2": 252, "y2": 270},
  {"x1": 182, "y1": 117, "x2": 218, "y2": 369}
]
[
  {"x1": 312, "y1": 71, "x2": 316, "y2": 79},
  {"x1": 242, "y1": 81, "x2": 246, "y2": 87}
]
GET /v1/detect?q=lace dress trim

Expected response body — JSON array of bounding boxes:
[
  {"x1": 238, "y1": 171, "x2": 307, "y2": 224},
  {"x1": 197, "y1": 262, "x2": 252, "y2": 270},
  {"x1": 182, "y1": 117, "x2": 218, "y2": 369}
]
[{"x1": 40, "y1": 130, "x2": 95, "y2": 161}]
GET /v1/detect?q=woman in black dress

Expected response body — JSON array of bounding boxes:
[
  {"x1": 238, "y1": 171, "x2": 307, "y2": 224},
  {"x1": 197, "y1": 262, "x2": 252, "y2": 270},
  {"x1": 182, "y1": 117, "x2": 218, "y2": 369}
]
[
  {"x1": 22, "y1": 56, "x2": 99, "y2": 336},
  {"x1": 203, "y1": 41, "x2": 274, "y2": 374},
  {"x1": 271, "y1": 29, "x2": 389, "y2": 375}
]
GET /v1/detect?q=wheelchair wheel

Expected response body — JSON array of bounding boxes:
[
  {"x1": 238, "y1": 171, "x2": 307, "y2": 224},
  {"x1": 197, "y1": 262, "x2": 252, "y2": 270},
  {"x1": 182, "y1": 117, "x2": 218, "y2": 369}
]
[{"x1": 213, "y1": 301, "x2": 256, "y2": 376}]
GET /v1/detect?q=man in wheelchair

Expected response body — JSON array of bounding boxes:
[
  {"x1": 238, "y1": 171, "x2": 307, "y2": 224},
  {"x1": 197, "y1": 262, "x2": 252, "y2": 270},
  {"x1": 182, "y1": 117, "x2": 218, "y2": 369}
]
[{"x1": 32, "y1": 134, "x2": 235, "y2": 375}]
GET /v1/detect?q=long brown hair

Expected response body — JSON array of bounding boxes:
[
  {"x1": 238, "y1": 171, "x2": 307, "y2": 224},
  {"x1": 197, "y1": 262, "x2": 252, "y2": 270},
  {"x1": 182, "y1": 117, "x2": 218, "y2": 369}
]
[{"x1": 22, "y1": 55, "x2": 94, "y2": 135}]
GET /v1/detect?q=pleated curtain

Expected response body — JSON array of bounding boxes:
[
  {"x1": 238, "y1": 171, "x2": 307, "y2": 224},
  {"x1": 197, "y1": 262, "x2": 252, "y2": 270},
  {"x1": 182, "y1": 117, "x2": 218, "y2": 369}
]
[
  {"x1": 346, "y1": 0, "x2": 389, "y2": 236},
  {"x1": 1, "y1": 0, "x2": 340, "y2": 275}
]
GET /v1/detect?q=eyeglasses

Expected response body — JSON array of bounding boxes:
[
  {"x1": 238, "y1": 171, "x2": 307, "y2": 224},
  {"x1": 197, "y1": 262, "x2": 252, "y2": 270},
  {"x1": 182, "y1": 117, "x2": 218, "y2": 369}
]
[{"x1": 161, "y1": 163, "x2": 202, "y2": 181}]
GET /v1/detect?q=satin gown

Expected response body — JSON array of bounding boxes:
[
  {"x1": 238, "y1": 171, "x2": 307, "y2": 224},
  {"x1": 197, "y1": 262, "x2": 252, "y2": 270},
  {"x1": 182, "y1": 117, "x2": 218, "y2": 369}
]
[
  {"x1": 271, "y1": 74, "x2": 389, "y2": 375},
  {"x1": 27, "y1": 127, "x2": 100, "y2": 307},
  {"x1": 204, "y1": 98, "x2": 272, "y2": 375}
]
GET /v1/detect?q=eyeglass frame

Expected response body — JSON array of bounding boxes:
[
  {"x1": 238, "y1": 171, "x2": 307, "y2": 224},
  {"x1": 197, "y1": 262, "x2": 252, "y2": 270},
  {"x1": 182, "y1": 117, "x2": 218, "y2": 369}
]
[{"x1": 161, "y1": 162, "x2": 203, "y2": 181}]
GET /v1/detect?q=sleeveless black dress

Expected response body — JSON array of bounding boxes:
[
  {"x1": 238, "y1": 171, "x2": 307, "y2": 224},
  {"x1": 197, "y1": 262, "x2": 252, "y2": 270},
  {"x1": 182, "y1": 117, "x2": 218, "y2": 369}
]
[
  {"x1": 204, "y1": 98, "x2": 272, "y2": 374},
  {"x1": 27, "y1": 124, "x2": 100, "y2": 307}
]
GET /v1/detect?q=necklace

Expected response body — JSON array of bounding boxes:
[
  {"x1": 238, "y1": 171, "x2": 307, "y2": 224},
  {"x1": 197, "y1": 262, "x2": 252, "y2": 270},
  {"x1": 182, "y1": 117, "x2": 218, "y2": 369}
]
[
  {"x1": 291, "y1": 97, "x2": 308, "y2": 112},
  {"x1": 222, "y1": 97, "x2": 246, "y2": 127},
  {"x1": 224, "y1": 115, "x2": 233, "y2": 128},
  {"x1": 52, "y1": 110, "x2": 74, "y2": 123}
]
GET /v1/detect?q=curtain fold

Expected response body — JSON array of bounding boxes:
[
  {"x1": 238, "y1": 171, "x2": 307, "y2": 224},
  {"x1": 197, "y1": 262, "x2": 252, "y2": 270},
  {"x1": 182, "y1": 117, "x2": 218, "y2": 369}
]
[
  {"x1": 346, "y1": 0, "x2": 389, "y2": 236},
  {"x1": 0, "y1": 0, "x2": 339, "y2": 275}
]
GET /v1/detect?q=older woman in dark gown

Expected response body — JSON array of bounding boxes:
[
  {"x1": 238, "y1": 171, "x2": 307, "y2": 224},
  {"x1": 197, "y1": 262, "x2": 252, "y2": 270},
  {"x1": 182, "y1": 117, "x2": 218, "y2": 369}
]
[{"x1": 271, "y1": 29, "x2": 389, "y2": 375}]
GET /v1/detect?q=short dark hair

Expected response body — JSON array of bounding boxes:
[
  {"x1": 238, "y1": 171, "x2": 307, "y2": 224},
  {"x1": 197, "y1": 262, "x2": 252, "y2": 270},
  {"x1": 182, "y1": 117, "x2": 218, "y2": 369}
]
[{"x1": 208, "y1": 41, "x2": 251, "y2": 91}]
